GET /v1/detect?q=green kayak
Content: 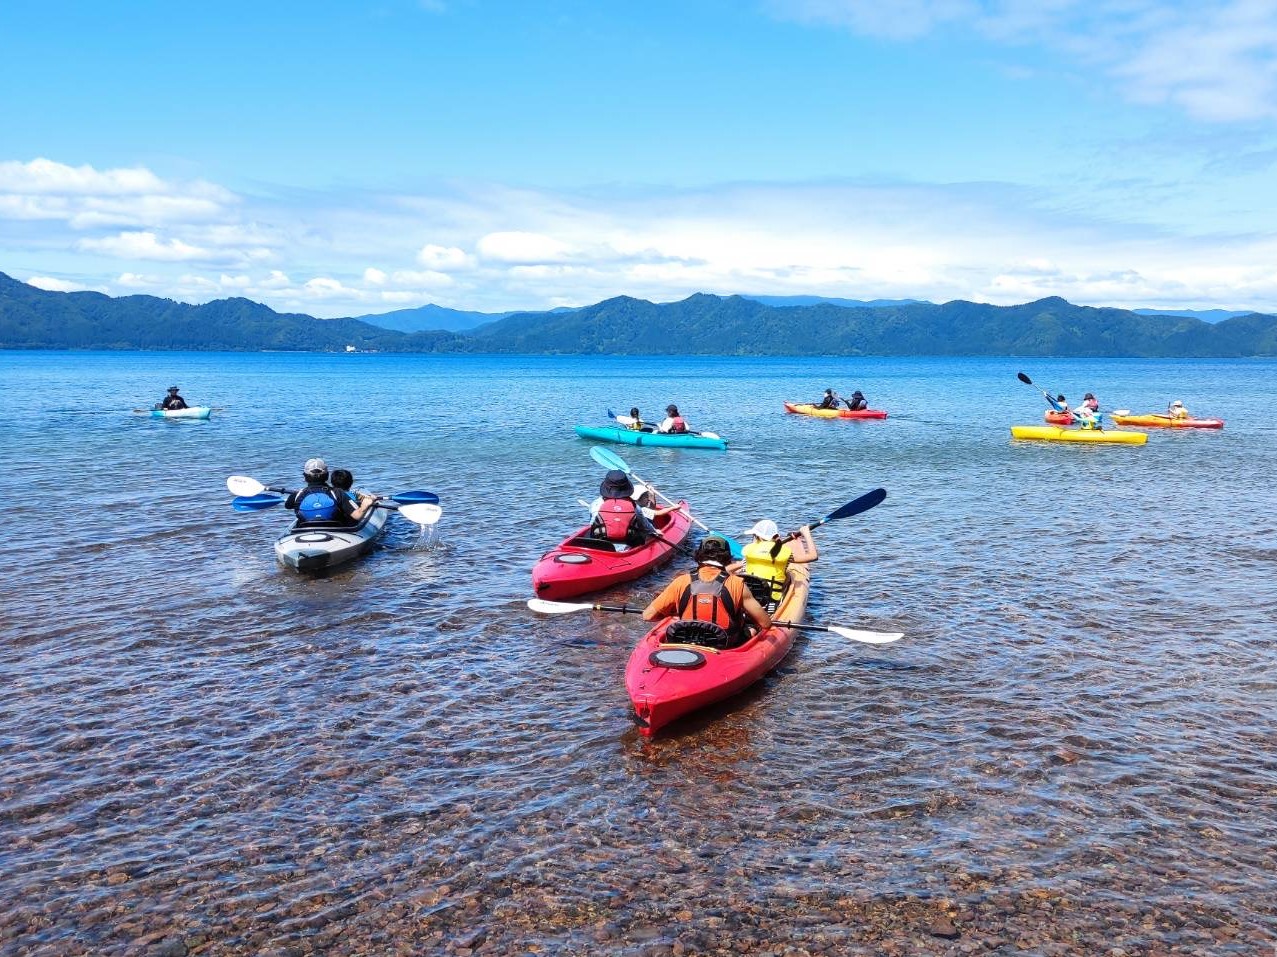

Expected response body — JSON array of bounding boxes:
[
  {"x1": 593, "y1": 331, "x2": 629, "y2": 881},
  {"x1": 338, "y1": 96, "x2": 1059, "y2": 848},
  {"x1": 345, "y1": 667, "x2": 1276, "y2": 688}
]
[{"x1": 573, "y1": 424, "x2": 727, "y2": 450}]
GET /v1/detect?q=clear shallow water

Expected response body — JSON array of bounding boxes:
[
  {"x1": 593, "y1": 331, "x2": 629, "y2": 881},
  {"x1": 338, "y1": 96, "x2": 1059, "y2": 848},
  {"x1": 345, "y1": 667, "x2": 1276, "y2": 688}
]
[{"x1": 1, "y1": 350, "x2": 1275, "y2": 955}]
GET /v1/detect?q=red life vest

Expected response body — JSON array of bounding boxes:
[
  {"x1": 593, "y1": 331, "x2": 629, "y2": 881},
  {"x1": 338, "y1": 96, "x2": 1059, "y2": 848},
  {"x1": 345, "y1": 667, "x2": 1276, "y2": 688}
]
[
  {"x1": 667, "y1": 416, "x2": 687, "y2": 433},
  {"x1": 598, "y1": 498, "x2": 639, "y2": 541}
]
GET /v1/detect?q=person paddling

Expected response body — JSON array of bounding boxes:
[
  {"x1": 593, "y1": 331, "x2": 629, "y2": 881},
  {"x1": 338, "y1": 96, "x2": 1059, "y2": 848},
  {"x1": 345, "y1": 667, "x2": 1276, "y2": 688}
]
[
  {"x1": 590, "y1": 470, "x2": 675, "y2": 545},
  {"x1": 845, "y1": 390, "x2": 868, "y2": 411},
  {"x1": 729, "y1": 519, "x2": 819, "y2": 610},
  {"x1": 1168, "y1": 399, "x2": 1191, "y2": 420},
  {"x1": 642, "y1": 535, "x2": 771, "y2": 649},
  {"x1": 159, "y1": 386, "x2": 188, "y2": 410},
  {"x1": 657, "y1": 404, "x2": 689, "y2": 434},
  {"x1": 817, "y1": 388, "x2": 842, "y2": 410},
  {"x1": 626, "y1": 407, "x2": 645, "y2": 431},
  {"x1": 284, "y1": 458, "x2": 375, "y2": 526}
]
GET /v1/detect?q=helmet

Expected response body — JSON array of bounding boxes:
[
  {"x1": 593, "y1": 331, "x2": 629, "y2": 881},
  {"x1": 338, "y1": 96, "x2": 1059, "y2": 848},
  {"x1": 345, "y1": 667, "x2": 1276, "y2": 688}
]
[
  {"x1": 742, "y1": 519, "x2": 780, "y2": 540},
  {"x1": 303, "y1": 457, "x2": 328, "y2": 481}
]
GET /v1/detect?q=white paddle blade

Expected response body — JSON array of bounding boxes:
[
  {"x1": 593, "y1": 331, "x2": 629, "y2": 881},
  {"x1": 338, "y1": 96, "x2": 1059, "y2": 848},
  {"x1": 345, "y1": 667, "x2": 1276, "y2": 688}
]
[
  {"x1": 398, "y1": 503, "x2": 443, "y2": 525},
  {"x1": 698, "y1": 431, "x2": 721, "y2": 439},
  {"x1": 613, "y1": 414, "x2": 637, "y2": 426},
  {"x1": 227, "y1": 475, "x2": 266, "y2": 496},
  {"x1": 829, "y1": 627, "x2": 904, "y2": 644},
  {"x1": 527, "y1": 598, "x2": 595, "y2": 614},
  {"x1": 1112, "y1": 409, "x2": 1132, "y2": 416}
]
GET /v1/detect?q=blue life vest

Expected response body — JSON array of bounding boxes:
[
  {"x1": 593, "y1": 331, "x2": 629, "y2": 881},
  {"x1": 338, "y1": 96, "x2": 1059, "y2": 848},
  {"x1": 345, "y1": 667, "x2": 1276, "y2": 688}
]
[{"x1": 297, "y1": 488, "x2": 338, "y2": 522}]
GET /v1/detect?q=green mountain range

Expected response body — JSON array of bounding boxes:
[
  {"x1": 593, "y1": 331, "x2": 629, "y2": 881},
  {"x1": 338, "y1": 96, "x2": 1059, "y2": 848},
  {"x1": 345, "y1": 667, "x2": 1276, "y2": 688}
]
[{"x1": 3, "y1": 271, "x2": 1275, "y2": 357}]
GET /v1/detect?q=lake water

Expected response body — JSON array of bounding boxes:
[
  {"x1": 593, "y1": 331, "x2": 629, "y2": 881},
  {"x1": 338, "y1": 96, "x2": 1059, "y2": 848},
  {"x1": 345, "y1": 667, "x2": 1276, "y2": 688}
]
[{"x1": 2, "y1": 350, "x2": 1275, "y2": 955}]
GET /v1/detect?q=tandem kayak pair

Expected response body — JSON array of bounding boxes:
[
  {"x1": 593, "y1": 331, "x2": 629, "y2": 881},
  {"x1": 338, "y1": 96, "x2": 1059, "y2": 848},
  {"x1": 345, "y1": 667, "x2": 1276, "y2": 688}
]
[
  {"x1": 574, "y1": 424, "x2": 728, "y2": 450},
  {"x1": 784, "y1": 402, "x2": 888, "y2": 420}
]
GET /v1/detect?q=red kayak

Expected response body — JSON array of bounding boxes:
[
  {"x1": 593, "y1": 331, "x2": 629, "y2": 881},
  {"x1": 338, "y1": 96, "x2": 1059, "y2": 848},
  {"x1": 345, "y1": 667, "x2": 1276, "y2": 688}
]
[
  {"x1": 1044, "y1": 410, "x2": 1074, "y2": 425},
  {"x1": 784, "y1": 402, "x2": 888, "y2": 420},
  {"x1": 625, "y1": 564, "x2": 810, "y2": 736},
  {"x1": 531, "y1": 503, "x2": 693, "y2": 600}
]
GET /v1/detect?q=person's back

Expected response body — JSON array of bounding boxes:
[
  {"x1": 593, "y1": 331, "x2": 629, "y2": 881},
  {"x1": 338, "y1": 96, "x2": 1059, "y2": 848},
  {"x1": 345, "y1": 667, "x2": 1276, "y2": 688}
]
[
  {"x1": 1169, "y1": 400, "x2": 1190, "y2": 419},
  {"x1": 846, "y1": 390, "x2": 867, "y2": 411},
  {"x1": 643, "y1": 536, "x2": 770, "y2": 648},
  {"x1": 817, "y1": 389, "x2": 839, "y2": 410},
  {"x1": 592, "y1": 469, "x2": 648, "y2": 544},
  {"x1": 627, "y1": 407, "x2": 644, "y2": 431},
  {"x1": 658, "y1": 404, "x2": 688, "y2": 433},
  {"x1": 285, "y1": 458, "x2": 359, "y2": 525}
]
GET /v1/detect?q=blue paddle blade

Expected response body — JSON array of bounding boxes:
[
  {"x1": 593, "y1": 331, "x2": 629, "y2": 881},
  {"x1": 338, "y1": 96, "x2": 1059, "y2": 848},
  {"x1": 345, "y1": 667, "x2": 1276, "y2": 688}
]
[
  {"x1": 822, "y1": 487, "x2": 887, "y2": 523},
  {"x1": 709, "y1": 531, "x2": 744, "y2": 560},
  {"x1": 390, "y1": 490, "x2": 439, "y2": 505},
  {"x1": 232, "y1": 494, "x2": 284, "y2": 511},
  {"x1": 607, "y1": 408, "x2": 617, "y2": 419},
  {"x1": 590, "y1": 445, "x2": 628, "y2": 472}
]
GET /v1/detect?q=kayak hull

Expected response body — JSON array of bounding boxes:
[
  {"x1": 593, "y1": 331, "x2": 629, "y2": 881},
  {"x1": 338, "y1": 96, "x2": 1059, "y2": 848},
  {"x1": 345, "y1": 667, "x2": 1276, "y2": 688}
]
[
  {"x1": 1111, "y1": 414, "x2": 1224, "y2": 429},
  {"x1": 274, "y1": 508, "x2": 389, "y2": 572},
  {"x1": 1011, "y1": 425, "x2": 1147, "y2": 444},
  {"x1": 625, "y1": 564, "x2": 810, "y2": 737},
  {"x1": 574, "y1": 425, "x2": 727, "y2": 450},
  {"x1": 150, "y1": 406, "x2": 212, "y2": 420},
  {"x1": 532, "y1": 503, "x2": 693, "y2": 600},
  {"x1": 1044, "y1": 410, "x2": 1074, "y2": 425},
  {"x1": 784, "y1": 402, "x2": 887, "y2": 419}
]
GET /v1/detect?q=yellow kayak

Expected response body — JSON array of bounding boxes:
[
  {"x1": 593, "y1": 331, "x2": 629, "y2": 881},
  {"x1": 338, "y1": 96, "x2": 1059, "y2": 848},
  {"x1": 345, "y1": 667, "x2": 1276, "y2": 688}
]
[{"x1": 1010, "y1": 425, "x2": 1147, "y2": 445}]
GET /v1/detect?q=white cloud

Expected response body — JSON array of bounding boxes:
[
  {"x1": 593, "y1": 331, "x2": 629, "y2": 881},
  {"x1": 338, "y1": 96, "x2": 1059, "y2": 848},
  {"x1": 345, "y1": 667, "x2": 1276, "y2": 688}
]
[
  {"x1": 364, "y1": 267, "x2": 387, "y2": 284},
  {"x1": 476, "y1": 231, "x2": 573, "y2": 264},
  {"x1": 77, "y1": 231, "x2": 212, "y2": 262},
  {"x1": 417, "y1": 243, "x2": 473, "y2": 270},
  {"x1": 770, "y1": 0, "x2": 1277, "y2": 122},
  {"x1": 25, "y1": 275, "x2": 101, "y2": 293}
]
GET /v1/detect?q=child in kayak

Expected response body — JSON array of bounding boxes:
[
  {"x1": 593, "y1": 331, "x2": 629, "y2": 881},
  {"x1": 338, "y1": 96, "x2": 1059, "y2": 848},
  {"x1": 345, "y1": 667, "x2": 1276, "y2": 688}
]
[
  {"x1": 642, "y1": 535, "x2": 771, "y2": 649},
  {"x1": 729, "y1": 520, "x2": 819, "y2": 610},
  {"x1": 817, "y1": 388, "x2": 842, "y2": 410},
  {"x1": 626, "y1": 407, "x2": 645, "y2": 431}
]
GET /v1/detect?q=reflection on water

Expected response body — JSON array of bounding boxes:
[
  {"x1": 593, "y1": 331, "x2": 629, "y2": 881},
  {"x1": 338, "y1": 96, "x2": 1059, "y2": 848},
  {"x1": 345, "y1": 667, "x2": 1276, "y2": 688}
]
[{"x1": 1, "y1": 351, "x2": 1275, "y2": 954}]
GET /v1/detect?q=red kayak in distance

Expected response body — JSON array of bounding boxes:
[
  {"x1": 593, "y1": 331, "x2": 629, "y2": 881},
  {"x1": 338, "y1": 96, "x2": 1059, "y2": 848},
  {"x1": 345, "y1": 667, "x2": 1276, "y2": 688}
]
[
  {"x1": 531, "y1": 503, "x2": 693, "y2": 601},
  {"x1": 784, "y1": 402, "x2": 887, "y2": 419},
  {"x1": 1044, "y1": 410, "x2": 1074, "y2": 425},
  {"x1": 625, "y1": 564, "x2": 811, "y2": 737}
]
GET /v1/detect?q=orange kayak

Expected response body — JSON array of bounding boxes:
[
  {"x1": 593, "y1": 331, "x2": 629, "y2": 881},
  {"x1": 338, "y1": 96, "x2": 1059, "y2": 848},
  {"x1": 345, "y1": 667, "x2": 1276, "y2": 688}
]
[{"x1": 784, "y1": 402, "x2": 887, "y2": 419}]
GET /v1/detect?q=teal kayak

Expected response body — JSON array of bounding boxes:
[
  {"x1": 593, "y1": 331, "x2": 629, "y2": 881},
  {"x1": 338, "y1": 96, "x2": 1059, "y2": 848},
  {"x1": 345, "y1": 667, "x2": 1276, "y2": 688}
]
[{"x1": 574, "y1": 424, "x2": 727, "y2": 450}]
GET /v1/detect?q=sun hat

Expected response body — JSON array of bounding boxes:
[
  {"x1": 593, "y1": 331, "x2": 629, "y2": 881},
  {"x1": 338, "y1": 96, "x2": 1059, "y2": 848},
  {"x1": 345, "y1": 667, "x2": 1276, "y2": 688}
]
[{"x1": 742, "y1": 519, "x2": 780, "y2": 539}]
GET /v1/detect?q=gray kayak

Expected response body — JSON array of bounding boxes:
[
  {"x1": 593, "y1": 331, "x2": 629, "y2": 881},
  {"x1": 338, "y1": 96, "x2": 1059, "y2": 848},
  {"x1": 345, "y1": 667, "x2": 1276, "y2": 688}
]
[{"x1": 274, "y1": 508, "x2": 389, "y2": 572}]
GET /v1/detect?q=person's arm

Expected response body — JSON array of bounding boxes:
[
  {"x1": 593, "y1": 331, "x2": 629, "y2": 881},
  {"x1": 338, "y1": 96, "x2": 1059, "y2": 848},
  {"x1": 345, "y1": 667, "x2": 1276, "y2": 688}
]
[
  {"x1": 739, "y1": 587, "x2": 771, "y2": 632},
  {"x1": 789, "y1": 526, "x2": 819, "y2": 563},
  {"x1": 642, "y1": 575, "x2": 687, "y2": 621},
  {"x1": 351, "y1": 493, "x2": 377, "y2": 522}
]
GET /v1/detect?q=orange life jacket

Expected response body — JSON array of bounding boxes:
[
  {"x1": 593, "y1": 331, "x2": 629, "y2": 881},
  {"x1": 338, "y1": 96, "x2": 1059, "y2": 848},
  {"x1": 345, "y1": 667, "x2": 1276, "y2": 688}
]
[{"x1": 676, "y1": 569, "x2": 739, "y2": 632}]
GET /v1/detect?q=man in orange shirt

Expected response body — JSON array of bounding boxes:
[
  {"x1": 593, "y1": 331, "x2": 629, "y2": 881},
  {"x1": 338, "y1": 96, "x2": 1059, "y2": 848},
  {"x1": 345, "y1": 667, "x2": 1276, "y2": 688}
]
[{"x1": 643, "y1": 535, "x2": 771, "y2": 648}]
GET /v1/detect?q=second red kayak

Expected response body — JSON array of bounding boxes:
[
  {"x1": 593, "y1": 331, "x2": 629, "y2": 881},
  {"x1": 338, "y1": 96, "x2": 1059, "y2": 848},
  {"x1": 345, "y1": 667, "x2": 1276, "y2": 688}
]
[
  {"x1": 625, "y1": 564, "x2": 811, "y2": 737},
  {"x1": 531, "y1": 503, "x2": 693, "y2": 600}
]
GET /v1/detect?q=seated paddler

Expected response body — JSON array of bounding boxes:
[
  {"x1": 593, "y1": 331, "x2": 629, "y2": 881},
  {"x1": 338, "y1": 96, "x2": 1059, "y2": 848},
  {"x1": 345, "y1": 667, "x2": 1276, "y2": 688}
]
[
  {"x1": 729, "y1": 519, "x2": 819, "y2": 609},
  {"x1": 642, "y1": 535, "x2": 771, "y2": 649}
]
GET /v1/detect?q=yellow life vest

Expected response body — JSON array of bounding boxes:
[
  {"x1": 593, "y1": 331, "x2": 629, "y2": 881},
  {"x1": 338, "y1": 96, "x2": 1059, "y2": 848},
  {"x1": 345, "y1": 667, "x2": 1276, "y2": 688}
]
[{"x1": 742, "y1": 539, "x2": 792, "y2": 600}]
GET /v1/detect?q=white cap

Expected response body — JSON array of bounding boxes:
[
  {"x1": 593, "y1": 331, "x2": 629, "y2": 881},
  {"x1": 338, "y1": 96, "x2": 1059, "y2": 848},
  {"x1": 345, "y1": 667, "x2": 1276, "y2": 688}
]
[
  {"x1": 632, "y1": 483, "x2": 649, "y2": 499},
  {"x1": 303, "y1": 457, "x2": 328, "y2": 474},
  {"x1": 742, "y1": 519, "x2": 780, "y2": 539},
  {"x1": 1171, "y1": 400, "x2": 1183, "y2": 407}
]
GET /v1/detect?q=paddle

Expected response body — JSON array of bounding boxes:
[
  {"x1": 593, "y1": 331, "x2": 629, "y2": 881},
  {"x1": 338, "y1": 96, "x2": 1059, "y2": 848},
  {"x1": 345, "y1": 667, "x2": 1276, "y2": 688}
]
[
  {"x1": 607, "y1": 409, "x2": 721, "y2": 440},
  {"x1": 230, "y1": 493, "x2": 441, "y2": 525},
  {"x1": 1017, "y1": 372, "x2": 1066, "y2": 413},
  {"x1": 588, "y1": 447, "x2": 708, "y2": 531},
  {"x1": 526, "y1": 599, "x2": 903, "y2": 644},
  {"x1": 232, "y1": 494, "x2": 285, "y2": 511},
  {"x1": 798, "y1": 487, "x2": 887, "y2": 536},
  {"x1": 226, "y1": 475, "x2": 439, "y2": 504}
]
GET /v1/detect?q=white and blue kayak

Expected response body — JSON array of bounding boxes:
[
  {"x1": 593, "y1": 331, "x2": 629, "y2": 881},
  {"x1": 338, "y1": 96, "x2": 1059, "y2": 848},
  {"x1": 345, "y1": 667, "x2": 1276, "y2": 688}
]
[
  {"x1": 150, "y1": 406, "x2": 212, "y2": 420},
  {"x1": 274, "y1": 508, "x2": 389, "y2": 572}
]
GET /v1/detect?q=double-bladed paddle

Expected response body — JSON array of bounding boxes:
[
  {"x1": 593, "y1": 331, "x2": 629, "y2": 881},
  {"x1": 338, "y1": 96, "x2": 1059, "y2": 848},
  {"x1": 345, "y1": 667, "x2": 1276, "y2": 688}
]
[
  {"x1": 226, "y1": 476, "x2": 443, "y2": 525},
  {"x1": 526, "y1": 598, "x2": 903, "y2": 644},
  {"x1": 1017, "y1": 372, "x2": 1067, "y2": 413},
  {"x1": 226, "y1": 475, "x2": 439, "y2": 504}
]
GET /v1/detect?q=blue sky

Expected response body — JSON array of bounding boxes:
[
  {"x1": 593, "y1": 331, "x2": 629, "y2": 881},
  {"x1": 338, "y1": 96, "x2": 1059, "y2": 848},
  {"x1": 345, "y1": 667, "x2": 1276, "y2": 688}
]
[{"x1": 3, "y1": 0, "x2": 1277, "y2": 316}]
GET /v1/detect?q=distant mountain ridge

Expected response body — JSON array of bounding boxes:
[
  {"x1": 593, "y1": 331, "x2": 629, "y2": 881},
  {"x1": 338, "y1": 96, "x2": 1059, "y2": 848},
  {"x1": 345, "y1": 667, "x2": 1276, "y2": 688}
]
[
  {"x1": 3, "y1": 272, "x2": 1275, "y2": 357},
  {"x1": 354, "y1": 303, "x2": 515, "y2": 333}
]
